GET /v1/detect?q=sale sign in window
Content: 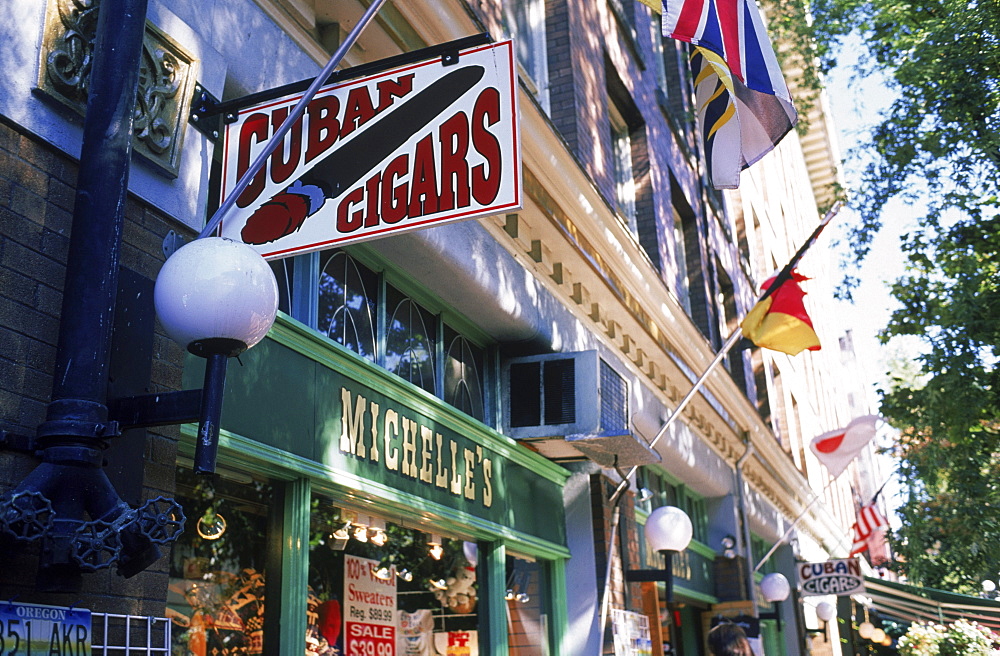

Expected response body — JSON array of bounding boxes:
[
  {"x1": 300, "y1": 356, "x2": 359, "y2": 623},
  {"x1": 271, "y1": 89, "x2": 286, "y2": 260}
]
[{"x1": 344, "y1": 554, "x2": 397, "y2": 656}]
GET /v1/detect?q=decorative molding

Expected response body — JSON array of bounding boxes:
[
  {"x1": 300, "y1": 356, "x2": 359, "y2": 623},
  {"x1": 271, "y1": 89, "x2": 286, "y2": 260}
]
[{"x1": 37, "y1": 0, "x2": 196, "y2": 177}]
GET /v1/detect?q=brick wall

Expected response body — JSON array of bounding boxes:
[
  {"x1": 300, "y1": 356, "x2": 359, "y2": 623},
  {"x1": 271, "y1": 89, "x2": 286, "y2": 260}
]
[{"x1": 0, "y1": 115, "x2": 188, "y2": 615}]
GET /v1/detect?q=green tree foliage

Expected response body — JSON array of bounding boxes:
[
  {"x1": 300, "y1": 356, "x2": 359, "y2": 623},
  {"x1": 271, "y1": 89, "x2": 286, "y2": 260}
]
[
  {"x1": 801, "y1": 0, "x2": 1000, "y2": 590},
  {"x1": 806, "y1": 0, "x2": 1000, "y2": 267},
  {"x1": 877, "y1": 219, "x2": 1000, "y2": 592}
]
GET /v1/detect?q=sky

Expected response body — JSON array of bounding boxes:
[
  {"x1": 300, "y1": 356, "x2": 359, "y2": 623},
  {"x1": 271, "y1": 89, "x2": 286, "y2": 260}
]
[{"x1": 823, "y1": 36, "x2": 917, "y2": 523}]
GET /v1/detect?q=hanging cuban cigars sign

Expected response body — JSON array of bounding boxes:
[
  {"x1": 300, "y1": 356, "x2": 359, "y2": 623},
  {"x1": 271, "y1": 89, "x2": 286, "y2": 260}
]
[
  {"x1": 219, "y1": 39, "x2": 521, "y2": 258},
  {"x1": 797, "y1": 558, "x2": 865, "y2": 596}
]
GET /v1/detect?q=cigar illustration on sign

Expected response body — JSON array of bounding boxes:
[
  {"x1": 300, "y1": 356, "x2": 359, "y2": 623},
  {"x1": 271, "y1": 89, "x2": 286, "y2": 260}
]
[{"x1": 238, "y1": 65, "x2": 489, "y2": 245}]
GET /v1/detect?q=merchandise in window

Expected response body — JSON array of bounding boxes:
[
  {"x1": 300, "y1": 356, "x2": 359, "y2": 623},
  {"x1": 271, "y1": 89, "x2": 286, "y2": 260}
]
[
  {"x1": 308, "y1": 496, "x2": 481, "y2": 655},
  {"x1": 168, "y1": 466, "x2": 275, "y2": 656}
]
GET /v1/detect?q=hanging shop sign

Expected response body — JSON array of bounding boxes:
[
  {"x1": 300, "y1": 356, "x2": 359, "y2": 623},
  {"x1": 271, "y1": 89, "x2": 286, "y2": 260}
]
[
  {"x1": 0, "y1": 601, "x2": 91, "y2": 655},
  {"x1": 219, "y1": 40, "x2": 521, "y2": 259},
  {"x1": 797, "y1": 558, "x2": 865, "y2": 596},
  {"x1": 344, "y1": 554, "x2": 397, "y2": 656}
]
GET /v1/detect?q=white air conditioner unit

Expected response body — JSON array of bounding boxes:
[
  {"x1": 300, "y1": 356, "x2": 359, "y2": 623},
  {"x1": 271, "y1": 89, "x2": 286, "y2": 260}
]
[{"x1": 503, "y1": 351, "x2": 660, "y2": 467}]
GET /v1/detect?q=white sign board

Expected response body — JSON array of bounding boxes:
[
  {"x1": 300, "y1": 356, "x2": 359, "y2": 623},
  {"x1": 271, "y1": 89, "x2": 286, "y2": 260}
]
[
  {"x1": 797, "y1": 558, "x2": 865, "y2": 596},
  {"x1": 344, "y1": 554, "x2": 397, "y2": 655},
  {"x1": 220, "y1": 40, "x2": 521, "y2": 259}
]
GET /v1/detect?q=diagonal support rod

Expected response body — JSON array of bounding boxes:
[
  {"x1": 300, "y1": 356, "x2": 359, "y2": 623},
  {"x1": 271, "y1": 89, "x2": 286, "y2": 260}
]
[{"x1": 198, "y1": 0, "x2": 390, "y2": 240}]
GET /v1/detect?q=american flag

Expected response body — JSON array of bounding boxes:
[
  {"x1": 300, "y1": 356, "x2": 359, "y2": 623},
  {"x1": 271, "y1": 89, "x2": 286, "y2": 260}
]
[{"x1": 850, "y1": 501, "x2": 888, "y2": 556}]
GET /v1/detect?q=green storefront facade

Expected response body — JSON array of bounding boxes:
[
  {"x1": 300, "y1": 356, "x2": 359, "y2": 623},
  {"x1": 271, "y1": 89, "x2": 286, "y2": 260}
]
[{"x1": 172, "y1": 315, "x2": 571, "y2": 656}]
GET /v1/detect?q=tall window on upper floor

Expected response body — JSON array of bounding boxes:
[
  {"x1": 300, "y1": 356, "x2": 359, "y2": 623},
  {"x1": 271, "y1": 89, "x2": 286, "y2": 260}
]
[
  {"x1": 270, "y1": 249, "x2": 493, "y2": 423},
  {"x1": 666, "y1": 40, "x2": 695, "y2": 124},
  {"x1": 675, "y1": 188, "x2": 715, "y2": 341},
  {"x1": 716, "y1": 262, "x2": 749, "y2": 395},
  {"x1": 609, "y1": 101, "x2": 638, "y2": 234},
  {"x1": 751, "y1": 347, "x2": 771, "y2": 425},
  {"x1": 504, "y1": 0, "x2": 550, "y2": 113},
  {"x1": 650, "y1": 15, "x2": 669, "y2": 93}
]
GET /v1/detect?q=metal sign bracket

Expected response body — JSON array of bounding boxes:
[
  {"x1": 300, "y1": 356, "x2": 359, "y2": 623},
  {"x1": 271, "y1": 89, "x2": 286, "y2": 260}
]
[{"x1": 187, "y1": 33, "x2": 491, "y2": 129}]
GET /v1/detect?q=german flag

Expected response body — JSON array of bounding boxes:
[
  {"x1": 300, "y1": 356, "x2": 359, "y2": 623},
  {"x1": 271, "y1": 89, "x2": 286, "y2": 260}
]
[{"x1": 740, "y1": 271, "x2": 820, "y2": 356}]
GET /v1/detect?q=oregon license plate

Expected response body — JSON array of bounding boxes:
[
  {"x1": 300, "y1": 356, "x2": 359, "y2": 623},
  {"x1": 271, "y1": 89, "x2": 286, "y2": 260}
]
[{"x1": 0, "y1": 602, "x2": 91, "y2": 655}]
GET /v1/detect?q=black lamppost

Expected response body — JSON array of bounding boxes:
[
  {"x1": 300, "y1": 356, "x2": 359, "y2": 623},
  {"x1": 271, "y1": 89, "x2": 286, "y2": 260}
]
[{"x1": 0, "y1": 0, "x2": 277, "y2": 592}]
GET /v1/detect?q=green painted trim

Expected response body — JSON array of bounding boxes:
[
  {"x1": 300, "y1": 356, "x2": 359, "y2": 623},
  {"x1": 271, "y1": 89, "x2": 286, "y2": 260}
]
[
  {"x1": 266, "y1": 315, "x2": 571, "y2": 486},
  {"x1": 178, "y1": 426, "x2": 572, "y2": 561},
  {"x1": 687, "y1": 538, "x2": 717, "y2": 560},
  {"x1": 479, "y1": 541, "x2": 508, "y2": 655},
  {"x1": 673, "y1": 584, "x2": 719, "y2": 605},
  {"x1": 547, "y1": 558, "x2": 569, "y2": 656},
  {"x1": 279, "y1": 478, "x2": 311, "y2": 656}
]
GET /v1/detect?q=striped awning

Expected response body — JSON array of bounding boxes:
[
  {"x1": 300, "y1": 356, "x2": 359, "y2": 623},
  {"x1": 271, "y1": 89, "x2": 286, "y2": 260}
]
[{"x1": 864, "y1": 577, "x2": 1000, "y2": 631}]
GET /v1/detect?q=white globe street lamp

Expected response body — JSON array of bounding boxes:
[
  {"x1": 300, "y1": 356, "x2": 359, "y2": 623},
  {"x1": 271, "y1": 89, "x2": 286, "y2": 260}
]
[
  {"x1": 645, "y1": 505, "x2": 694, "y2": 553},
  {"x1": 816, "y1": 601, "x2": 837, "y2": 622},
  {"x1": 154, "y1": 237, "x2": 278, "y2": 473},
  {"x1": 154, "y1": 237, "x2": 278, "y2": 357},
  {"x1": 626, "y1": 506, "x2": 693, "y2": 602},
  {"x1": 758, "y1": 572, "x2": 791, "y2": 632}
]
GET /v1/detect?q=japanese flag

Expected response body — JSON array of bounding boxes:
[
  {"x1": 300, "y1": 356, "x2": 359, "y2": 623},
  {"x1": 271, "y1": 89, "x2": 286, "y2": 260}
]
[{"x1": 810, "y1": 415, "x2": 880, "y2": 478}]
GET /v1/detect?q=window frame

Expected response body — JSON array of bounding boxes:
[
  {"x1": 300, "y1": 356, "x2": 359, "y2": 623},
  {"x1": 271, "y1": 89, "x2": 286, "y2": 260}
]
[{"x1": 272, "y1": 247, "x2": 497, "y2": 426}]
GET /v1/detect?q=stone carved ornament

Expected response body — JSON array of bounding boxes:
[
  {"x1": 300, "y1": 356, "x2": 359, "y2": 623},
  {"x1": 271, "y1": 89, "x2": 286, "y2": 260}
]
[{"x1": 38, "y1": 0, "x2": 196, "y2": 177}]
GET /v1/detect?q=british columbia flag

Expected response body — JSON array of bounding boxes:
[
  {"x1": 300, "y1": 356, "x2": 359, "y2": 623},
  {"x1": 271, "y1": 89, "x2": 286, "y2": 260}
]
[{"x1": 643, "y1": 0, "x2": 798, "y2": 188}]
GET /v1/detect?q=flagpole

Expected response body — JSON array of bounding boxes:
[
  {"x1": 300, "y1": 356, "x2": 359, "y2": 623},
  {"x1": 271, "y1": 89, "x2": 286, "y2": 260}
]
[
  {"x1": 754, "y1": 201, "x2": 842, "y2": 306},
  {"x1": 609, "y1": 326, "x2": 744, "y2": 505},
  {"x1": 197, "y1": 0, "x2": 389, "y2": 240},
  {"x1": 753, "y1": 475, "x2": 840, "y2": 572},
  {"x1": 599, "y1": 205, "x2": 844, "y2": 644}
]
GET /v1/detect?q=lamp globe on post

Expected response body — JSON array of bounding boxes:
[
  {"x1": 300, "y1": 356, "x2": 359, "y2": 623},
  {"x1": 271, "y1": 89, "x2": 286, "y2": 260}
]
[
  {"x1": 816, "y1": 601, "x2": 837, "y2": 623},
  {"x1": 154, "y1": 237, "x2": 278, "y2": 474},
  {"x1": 857, "y1": 621, "x2": 875, "y2": 640},
  {"x1": 644, "y1": 505, "x2": 693, "y2": 602},
  {"x1": 760, "y1": 572, "x2": 791, "y2": 632}
]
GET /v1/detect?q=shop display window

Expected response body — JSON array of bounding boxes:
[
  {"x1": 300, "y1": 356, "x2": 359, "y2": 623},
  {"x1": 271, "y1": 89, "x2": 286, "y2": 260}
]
[
  {"x1": 168, "y1": 466, "x2": 274, "y2": 656},
  {"x1": 505, "y1": 555, "x2": 550, "y2": 655},
  {"x1": 309, "y1": 495, "x2": 483, "y2": 656}
]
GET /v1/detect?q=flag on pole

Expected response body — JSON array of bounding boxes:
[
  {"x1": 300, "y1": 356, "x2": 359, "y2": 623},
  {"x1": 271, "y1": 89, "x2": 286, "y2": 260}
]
[
  {"x1": 740, "y1": 271, "x2": 821, "y2": 355},
  {"x1": 810, "y1": 415, "x2": 880, "y2": 478},
  {"x1": 648, "y1": 0, "x2": 797, "y2": 188},
  {"x1": 850, "y1": 501, "x2": 889, "y2": 556}
]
